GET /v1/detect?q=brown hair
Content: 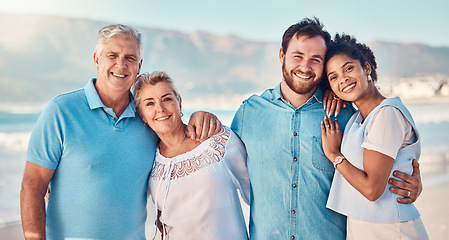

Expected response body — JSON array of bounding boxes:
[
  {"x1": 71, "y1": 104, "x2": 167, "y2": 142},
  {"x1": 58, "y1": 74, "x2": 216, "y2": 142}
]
[{"x1": 281, "y1": 17, "x2": 331, "y2": 54}]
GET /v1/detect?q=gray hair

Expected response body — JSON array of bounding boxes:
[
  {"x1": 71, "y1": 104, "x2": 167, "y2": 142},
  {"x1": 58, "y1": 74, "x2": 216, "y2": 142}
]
[
  {"x1": 133, "y1": 71, "x2": 181, "y2": 113},
  {"x1": 95, "y1": 24, "x2": 143, "y2": 58}
]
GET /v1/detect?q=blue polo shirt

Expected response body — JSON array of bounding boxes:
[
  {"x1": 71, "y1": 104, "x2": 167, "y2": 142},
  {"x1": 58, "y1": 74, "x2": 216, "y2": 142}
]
[
  {"x1": 27, "y1": 79, "x2": 158, "y2": 239},
  {"x1": 231, "y1": 85, "x2": 354, "y2": 240}
]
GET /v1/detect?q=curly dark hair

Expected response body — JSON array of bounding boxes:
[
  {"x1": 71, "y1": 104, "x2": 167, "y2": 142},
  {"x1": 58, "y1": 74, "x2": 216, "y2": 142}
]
[{"x1": 324, "y1": 34, "x2": 378, "y2": 84}]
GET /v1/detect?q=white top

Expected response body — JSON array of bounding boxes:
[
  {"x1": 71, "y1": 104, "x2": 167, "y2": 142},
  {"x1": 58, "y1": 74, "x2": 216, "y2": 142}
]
[
  {"x1": 327, "y1": 97, "x2": 421, "y2": 223},
  {"x1": 149, "y1": 126, "x2": 250, "y2": 240},
  {"x1": 361, "y1": 106, "x2": 417, "y2": 158}
]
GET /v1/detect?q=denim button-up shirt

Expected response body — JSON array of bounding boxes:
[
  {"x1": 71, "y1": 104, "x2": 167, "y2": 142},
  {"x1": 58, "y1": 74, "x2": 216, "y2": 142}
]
[{"x1": 231, "y1": 84, "x2": 354, "y2": 240}]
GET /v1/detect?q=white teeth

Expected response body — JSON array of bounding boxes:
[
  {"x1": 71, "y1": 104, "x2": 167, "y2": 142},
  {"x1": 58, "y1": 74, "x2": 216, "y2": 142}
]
[
  {"x1": 112, "y1": 73, "x2": 126, "y2": 78},
  {"x1": 342, "y1": 83, "x2": 356, "y2": 93},
  {"x1": 156, "y1": 116, "x2": 170, "y2": 121},
  {"x1": 294, "y1": 73, "x2": 311, "y2": 80}
]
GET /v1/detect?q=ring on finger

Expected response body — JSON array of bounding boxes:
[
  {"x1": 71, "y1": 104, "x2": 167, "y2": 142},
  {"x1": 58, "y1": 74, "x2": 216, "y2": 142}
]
[
  {"x1": 333, "y1": 96, "x2": 339, "y2": 100},
  {"x1": 407, "y1": 190, "x2": 411, "y2": 197}
]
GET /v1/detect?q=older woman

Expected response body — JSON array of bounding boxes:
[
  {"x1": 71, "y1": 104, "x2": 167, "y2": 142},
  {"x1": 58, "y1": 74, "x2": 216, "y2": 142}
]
[{"x1": 133, "y1": 71, "x2": 250, "y2": 240}]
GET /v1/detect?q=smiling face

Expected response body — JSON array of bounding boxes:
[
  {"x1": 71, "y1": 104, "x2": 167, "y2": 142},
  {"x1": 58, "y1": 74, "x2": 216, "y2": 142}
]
[
  {"x1": 279, "y1": 34, "x2": 327, "y2": 96},
  {"x1": 94, "y1": 36, "x2": 142, "y2": 96},
  {"x1": 138, "y1": 82, "x2": 183, "y2": 135},
  {"x1": 326, "y1": 53, "x2": 371, "y2": 102}
]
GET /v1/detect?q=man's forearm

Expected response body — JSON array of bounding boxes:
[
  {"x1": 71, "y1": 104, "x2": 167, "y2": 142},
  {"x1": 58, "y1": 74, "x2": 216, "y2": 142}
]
[{"x1": 20, "y1": 187, "x2": 47, "y2": 240}]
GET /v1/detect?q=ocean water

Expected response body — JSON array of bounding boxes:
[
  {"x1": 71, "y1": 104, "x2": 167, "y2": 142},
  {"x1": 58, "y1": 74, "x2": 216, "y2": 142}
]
[{"x1": 1, "y1": 102, "x2": 449, "y2": 226}]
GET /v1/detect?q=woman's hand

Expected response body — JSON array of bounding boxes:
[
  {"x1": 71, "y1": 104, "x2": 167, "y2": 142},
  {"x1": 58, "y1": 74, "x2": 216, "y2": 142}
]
[
  {"x1": 323, "y1": 90, "x2": 346, "y2": 117},
  {"x1": 187, "y1": 111, "x2": 222, "y2": 142},
  {"x1": 156, "y1": 210, "x2": 166, "y2": 239},
  {"x1": 44, "y1": 187, "x2": 50, "y2": 204},
  {"x1": 321, "y1": 116, "x2": 343, "y2": 162}
]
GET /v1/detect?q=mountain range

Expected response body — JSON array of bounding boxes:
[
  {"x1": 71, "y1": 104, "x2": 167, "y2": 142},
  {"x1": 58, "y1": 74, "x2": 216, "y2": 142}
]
[{"x1": 1, "y1": 13, "x2": 448, "y2": 104}]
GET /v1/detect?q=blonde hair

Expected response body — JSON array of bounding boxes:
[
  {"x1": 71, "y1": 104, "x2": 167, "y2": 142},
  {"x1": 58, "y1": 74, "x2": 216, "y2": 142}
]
[{"x1": 133, "y1": 71, "x2": 181, "y2": 112}]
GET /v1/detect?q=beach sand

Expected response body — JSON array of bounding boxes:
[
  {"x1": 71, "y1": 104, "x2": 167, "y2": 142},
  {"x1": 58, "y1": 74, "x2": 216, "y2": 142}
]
[
  {"x1": 414, "y1": 180, "x2": 449, "y2": 239},
  {"x1": 2, "y1": 181, "x2": 448, "y2": 240},
  {"x1": 0, "y1": 222, "x2": 23, "y2": 239}
]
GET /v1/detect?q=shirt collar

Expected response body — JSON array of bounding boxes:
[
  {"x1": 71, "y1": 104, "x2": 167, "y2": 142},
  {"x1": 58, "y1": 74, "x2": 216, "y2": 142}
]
[
  {"x1": 312, "y1": 86, "x2": 324, "y2": 104},
  {"x1": 84, "y1": 78, "x2": 104, "y2": 110},
  {"x1": 272, "y1": 83, "x2": 284, "y2": 101},
  {"x1": 84, "y1": 78, "x2": 137, "y2": 116}
]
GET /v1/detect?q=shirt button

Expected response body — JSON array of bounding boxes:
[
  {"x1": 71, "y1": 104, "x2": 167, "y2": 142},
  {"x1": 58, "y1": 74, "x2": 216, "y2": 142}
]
[
  {"x1": 293, "y1": 132, "x2": 297, "y2": 136},
  {"x1": 295, "y1": 109, "x2": 299, "y2": 113},
  {"x1": 292, "y1": 210, "x2": 296, "y2": 214},
  {"x1": 293, "y1": 157, "x2": 297, "y2": 162},
  {"x1": 291, "y1": 236, "x2": 295, "y2": 240},
  {"x1": 293, "y1": 184, "x2": 297, "y2": 188}
]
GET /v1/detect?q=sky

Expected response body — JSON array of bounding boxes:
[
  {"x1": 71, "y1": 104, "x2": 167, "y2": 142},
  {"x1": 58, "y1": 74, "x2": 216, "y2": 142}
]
[{"x1": 1, "y1": 0, "x2": 448, "y2": 47}]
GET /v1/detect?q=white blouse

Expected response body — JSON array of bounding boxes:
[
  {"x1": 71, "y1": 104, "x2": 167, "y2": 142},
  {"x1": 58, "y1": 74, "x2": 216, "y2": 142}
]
[{"x1": 149, "y1": 126, "x2": 250, "y2": 240}]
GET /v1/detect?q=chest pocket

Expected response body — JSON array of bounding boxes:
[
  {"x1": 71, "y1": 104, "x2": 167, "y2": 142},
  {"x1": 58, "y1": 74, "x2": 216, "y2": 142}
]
[{"x1": 312, "y1": 136, "x2": 335, "y2": 172}]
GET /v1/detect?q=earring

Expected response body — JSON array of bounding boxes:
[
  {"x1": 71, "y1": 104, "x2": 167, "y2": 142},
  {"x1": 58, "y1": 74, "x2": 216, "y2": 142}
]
[
  {"x1": 180, "y1": 112, "x2": 184, "y2": 117},
  {"x1": 143, "y1": 122, "x2": 148, "y2": 126},
  {"x1": 368, "y1": 75, "x2": 372, "y2": 82}
]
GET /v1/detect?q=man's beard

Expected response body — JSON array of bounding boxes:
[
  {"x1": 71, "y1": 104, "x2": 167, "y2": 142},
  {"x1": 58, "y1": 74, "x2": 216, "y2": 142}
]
[{"x1": 282, "y1": 62, "x2": 321, "y2": 95}]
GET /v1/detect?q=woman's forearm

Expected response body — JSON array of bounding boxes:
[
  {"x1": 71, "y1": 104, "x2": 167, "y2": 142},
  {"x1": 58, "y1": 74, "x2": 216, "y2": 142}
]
[{"x1": 335, "y1": 150, "x2": 394, "y2": 201}]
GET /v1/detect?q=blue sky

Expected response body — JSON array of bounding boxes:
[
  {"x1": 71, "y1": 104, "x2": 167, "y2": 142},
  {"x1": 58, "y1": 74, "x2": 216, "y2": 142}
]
[{"x1": 1, "y1": 0, "x2": 448, "y2": 47}]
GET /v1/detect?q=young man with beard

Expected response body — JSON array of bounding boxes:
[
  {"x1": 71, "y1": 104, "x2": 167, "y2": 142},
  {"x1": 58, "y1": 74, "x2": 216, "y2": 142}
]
[{"x1": 231, "y1": 17, "x2": 422, "y2": 239}]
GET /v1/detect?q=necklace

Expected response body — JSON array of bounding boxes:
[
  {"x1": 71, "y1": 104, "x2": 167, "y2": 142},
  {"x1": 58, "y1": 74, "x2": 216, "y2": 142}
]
[
  {"x1": 171, "y1": 133, "x2": 186, "y2": 157},
  {"x1": 162, "y1": 126, "x2": 187, "y2": 158}
]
